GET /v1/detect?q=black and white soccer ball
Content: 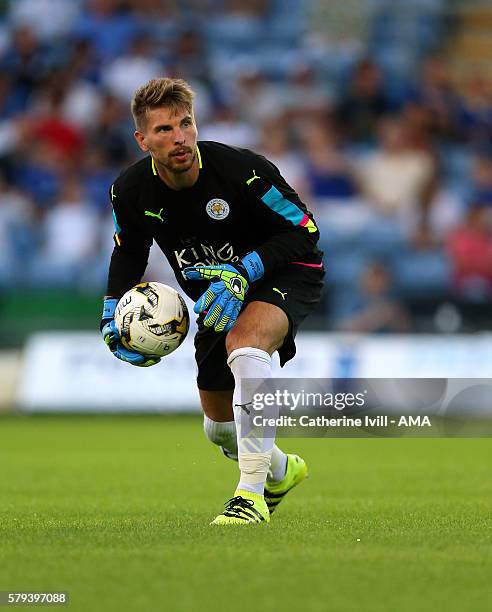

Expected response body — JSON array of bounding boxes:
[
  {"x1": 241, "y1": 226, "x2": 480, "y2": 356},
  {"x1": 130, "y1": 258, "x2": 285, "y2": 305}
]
[{"x1": 114, "y1": 282, "x2": 189, "y2": 357}]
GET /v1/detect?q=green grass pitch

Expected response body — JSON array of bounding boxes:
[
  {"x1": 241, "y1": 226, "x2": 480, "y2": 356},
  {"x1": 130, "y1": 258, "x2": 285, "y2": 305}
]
[{"x1": 0, "y1": 414, "x2": 491, "y2": 612}]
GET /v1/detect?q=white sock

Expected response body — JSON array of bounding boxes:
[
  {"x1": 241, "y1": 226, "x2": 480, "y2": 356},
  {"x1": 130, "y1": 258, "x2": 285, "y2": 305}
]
[
  {"x1": 268, "y1": 446, "x2": 288, "y2": 482},
  {"x1": 227, "y1": 347, "x2": 277, "y2": 495},
  {"x1": 203, "y1": 416, "x2": 238, "y2": 461},
  {"x1": 204, "y1": 415, "x2": 287, "y2": 472}
]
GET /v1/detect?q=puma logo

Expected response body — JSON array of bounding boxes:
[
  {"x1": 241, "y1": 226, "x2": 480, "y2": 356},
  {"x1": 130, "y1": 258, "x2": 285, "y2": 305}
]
[
  {"x1": 272, "y1": 287, "x2": 287, "y2": 300},
  {"x1": 246, "y1": 169, "x2": 260, "y2": 185},
  {"x1": 234, "y1": 402, "x2": 252, "y2": 415},
  {"x1": 145, "y1": 208, "x2": 164, "y2": 222}
]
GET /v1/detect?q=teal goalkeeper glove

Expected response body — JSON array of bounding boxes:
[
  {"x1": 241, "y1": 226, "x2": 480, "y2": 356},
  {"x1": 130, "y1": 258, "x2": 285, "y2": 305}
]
[
  {"x1": 100, "y1": 298, "x2": 161, "y2": 367},
  {"x1": 183, "y1": 251, "x2": 264, "y2": 332}
]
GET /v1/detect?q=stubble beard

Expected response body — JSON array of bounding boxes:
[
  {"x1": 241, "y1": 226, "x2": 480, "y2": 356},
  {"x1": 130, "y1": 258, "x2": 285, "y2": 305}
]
[{"x1": 162, "y1": 148, "x2": 196, "y2": 174}]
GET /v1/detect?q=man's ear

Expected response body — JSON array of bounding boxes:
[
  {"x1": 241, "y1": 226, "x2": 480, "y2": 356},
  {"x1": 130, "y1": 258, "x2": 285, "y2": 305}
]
[{"x1": 134, "y1": 130, "x2": 149, "y2": 152}]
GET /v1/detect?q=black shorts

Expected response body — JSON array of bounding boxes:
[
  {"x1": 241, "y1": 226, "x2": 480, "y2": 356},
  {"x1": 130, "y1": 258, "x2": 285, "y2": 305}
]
[{"x1": 194, "y1": 265, "x2": 325, "y2": 391}]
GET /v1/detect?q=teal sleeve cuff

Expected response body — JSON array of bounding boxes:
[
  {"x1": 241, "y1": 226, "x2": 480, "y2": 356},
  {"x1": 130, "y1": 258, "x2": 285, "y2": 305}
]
[{"x1": 102, "y1": 298, "x2": 118, "y2": 321}]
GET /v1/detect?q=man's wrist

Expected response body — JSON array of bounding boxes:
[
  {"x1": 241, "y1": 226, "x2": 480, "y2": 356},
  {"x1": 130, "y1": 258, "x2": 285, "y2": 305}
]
[{"x1": 240, "y1": 251, "x2": 264, "y2": 282}]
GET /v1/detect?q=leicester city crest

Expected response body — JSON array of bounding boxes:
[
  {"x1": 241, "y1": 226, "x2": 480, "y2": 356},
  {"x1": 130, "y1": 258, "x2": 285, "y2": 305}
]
[{"x1": 206, "y1": 198, "x2": 230, "y2": 220}]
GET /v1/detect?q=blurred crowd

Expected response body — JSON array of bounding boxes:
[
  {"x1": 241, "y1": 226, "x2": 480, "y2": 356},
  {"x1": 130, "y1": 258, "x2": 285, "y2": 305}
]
[{"x1": 0, "y1": 0, "x2": 491, "y2": 331}]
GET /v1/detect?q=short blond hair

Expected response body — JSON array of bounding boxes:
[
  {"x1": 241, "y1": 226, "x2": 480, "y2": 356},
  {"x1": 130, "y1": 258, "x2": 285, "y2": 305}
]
[{"x1": 131, "y1": 77, "x2": 195, "y2": 130}]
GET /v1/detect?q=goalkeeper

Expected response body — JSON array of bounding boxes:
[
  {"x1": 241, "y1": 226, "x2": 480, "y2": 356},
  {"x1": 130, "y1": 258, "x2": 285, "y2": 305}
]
[{"x1": 101, "y1": 77, "x2": 324, "y2": 525}]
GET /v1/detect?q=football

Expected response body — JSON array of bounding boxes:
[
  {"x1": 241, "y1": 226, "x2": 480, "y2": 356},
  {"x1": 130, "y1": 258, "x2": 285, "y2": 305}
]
[{"x1": 114, "y1": 282, "x2": 189, "y2": 357}]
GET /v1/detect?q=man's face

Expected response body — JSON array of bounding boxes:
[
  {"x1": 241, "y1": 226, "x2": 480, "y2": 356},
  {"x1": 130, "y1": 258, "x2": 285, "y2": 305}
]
[{"x1": 134, "y1": 106, "x2": 198, "y2": 174}]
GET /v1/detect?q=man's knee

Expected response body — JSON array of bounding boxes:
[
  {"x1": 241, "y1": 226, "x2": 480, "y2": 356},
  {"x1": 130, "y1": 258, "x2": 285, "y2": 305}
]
[
  {"x1": 225, "y1": 302, "x2": 288, "y2": 356},
  {"x1": 225, "y1": 324, "x2": 259, "y2": 355}
]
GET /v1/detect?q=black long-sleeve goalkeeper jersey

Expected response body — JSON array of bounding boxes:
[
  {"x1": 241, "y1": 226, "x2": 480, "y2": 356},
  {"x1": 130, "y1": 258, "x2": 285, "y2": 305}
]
[{"x1": 106, "y1": 141, "x2": 323, "y2": 300}]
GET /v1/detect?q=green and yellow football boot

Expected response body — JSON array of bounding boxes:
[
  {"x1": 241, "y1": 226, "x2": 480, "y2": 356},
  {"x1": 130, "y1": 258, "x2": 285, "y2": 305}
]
[
  {"x1": 210, "y1": 490, "x2": 270, "y2": 525},
  {"x1": 264, "y1": 454, "x2": 308, "y2": 515}
]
